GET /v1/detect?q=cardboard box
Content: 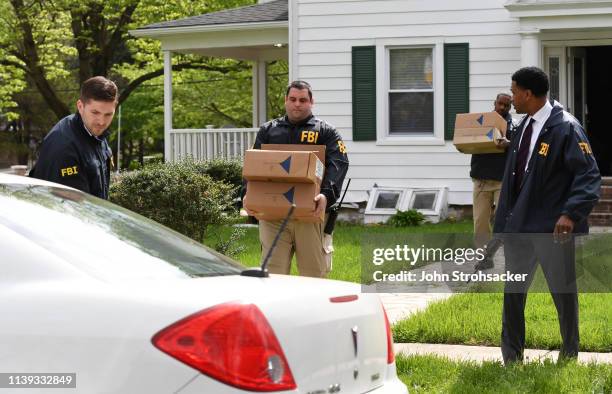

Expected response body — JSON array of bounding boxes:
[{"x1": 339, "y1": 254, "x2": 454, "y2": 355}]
[
  {"x1": 244, "y1": 181, "x2": 324, "y2": 223},
  {"x1": 453, "y1": 112, "x2": 508, "y2": 154},
  {"x1": 243, "y1": 150, "x2": 324, "y2": 184},
  {"x1": 454, "y1": 127, "x2": 506, "y2": 154},
  {"x1": 262, "y1": 144, "x2": 326, "y2": 165}
]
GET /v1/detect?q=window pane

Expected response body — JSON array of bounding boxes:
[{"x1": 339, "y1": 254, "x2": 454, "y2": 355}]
[
  {"x1": 390, "y1": 48, "x2": 433, "y2": 90},
  {"x1": 389, "y1": 92, "x2": 434, "y2": 134},
  {"x1": 411, "y1": 192, "x2": 438, "y2": 210},
  {"x1": 573, "y1": 57, "x2": 583, "y2": 123},
  {"x1": 375, "y1": 192, "x2": 401, "y2": 209},
  {"x1": 548, "y1": 57, "x2": 560, "y2": 102}
]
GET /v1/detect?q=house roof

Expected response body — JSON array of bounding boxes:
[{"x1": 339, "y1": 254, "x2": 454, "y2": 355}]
[{"x1": 138, "y1": 0, "x2": 288, "y2": 30}]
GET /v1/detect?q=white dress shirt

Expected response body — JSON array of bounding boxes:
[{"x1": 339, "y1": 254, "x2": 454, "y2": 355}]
[
  {"x1": 517, "y1": 100, "x2": 553, "y2": 171},
  {"x1": 82, "y1": 120, "x2": 105, "y2": 142}
]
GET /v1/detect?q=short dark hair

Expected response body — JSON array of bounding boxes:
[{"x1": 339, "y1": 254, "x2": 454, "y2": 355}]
[
  {"x1": 285, "y1": 80, "x2": 312, "y2": 100},
  {"x1": 511, "y1": 67, "x2": 549, "y2": 97},
  {"x1": 496, "y1": 92, "x2": 511, "y2": 101},
  {"x1": 80, "y1": 76, "x2": 118, "y2": 103}
]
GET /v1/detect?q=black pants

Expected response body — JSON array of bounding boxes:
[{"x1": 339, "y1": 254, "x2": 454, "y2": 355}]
[{"x1": 501, "y1": 235, "x2": 579, "y2": 364}]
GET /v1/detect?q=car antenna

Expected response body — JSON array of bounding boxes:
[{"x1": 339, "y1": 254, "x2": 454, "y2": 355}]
[{"x1": 241, "y1": 204, "x2": 296, "y2": 278}]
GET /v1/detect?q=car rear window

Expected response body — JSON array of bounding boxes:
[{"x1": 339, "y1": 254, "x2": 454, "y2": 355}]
[{"x1": 0, "y1": 184, "x2": 244, "y2": 280}]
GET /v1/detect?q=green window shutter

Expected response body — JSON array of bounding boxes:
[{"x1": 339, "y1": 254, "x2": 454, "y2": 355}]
[
  {"x1": 352, "y1": 46, "x2": 376, "y2": 141},
  {"x1": 444, "y1": 43, "x2": 469, "y2": 140}
]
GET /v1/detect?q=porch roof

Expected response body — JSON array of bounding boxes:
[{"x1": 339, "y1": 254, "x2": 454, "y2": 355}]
[
  {"x1": 129, "y1": 0, "x2": 288, "y2": 61},
  {"x1": 132, "y1": 0, "x2": 287, "y2": 35}
]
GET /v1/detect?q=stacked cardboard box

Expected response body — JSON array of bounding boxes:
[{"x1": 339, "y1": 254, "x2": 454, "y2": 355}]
[
  {"x1": 243, "y1": 146, "x2": 326, "y2": 222},
  {"x1": 453, "y1": 112, "x2": 509, "y2": 154}
]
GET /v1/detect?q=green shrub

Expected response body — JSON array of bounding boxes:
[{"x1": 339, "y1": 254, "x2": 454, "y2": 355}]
[
  {"x1": 143, "y1": 154, "x2": 164, "y2": 166},
  {"x1": 197, "y1": 158, "x2": 243, "y2": 190},
  {"x1": 170, "y1": 158, "x2": 243, "y2": 198},
  {"x1": 110, "y1": 160, "x2": 236, "y2": 241},
  {"x1": 127, "y1": 160, "x2": 142, "y2": 171},
  {"x1": 388, "y1": 209, "x2": 426, "y2": 227}
]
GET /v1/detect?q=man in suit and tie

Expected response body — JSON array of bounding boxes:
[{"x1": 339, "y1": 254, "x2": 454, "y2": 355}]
[{"x1": 494, "y1": 67, "x2": 600, "y2": 364}]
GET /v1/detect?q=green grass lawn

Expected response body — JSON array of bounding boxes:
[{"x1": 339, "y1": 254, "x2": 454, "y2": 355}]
[
  {"x1": 396, "y1": 354, "x2": 611, "y2": 393},
  {"x1": 393, "y1": 292, "x2": 612, "y2": 352},
  {"x1": 203, "y1": 220, "x2": 473, "y2": 283}
]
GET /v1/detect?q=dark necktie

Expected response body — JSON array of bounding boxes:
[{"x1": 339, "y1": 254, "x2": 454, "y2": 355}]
[{"x1": 515, "y1": 118, "x2": 535, "y2": 191}]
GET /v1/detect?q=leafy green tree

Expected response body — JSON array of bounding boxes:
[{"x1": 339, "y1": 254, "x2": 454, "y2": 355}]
[
  {"x1": 0, "y1": 0, "x2": 256, "y2": 120},
  {"x1": 0, "y1": 0, "x2": 289, "y2": 167}
]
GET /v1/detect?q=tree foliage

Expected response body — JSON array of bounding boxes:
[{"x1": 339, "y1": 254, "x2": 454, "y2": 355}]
[
  {"x1": 0, "y1": 0, "x2": 288, "y2": 167},
  {"x1": 1, "y1": 0, "x2": 258, "y2": 118}
]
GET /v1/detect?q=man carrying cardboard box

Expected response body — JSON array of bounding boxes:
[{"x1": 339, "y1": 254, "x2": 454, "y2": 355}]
[
  {"x1": 242, "y1": 149, "x2": 325, "y2": 222},
  {"x1": 243, "y1": 80, "x2": 349, "y2": 278},
  {"x1": 471, "y1": 93, "x2": 515, "y2": 267}
]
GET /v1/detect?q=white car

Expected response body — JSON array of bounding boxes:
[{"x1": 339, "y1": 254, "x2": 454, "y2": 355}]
[{"x1": 0, "y1": 174, "x2": 408, "y2": 394}]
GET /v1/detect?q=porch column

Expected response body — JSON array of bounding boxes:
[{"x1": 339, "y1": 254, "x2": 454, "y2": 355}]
[
  {"x1": 252, "y1": 61, "x2": 268, "y2": 128},
  {"x1": 519, "y1": 29, "x2": 541, "y2": 67},
  {"x1": 163, "y1": 50, "x2": 173, "y2": 161}
]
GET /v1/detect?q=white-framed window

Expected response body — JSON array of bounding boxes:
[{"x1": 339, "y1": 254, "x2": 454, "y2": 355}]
[
  {"x1": 375, "y1": 40, "x2": 444, "y2": 145},
  {"x1": 388, "y1": 47, "x2": 434, "y2": 135},
  {"x1": 365, "y1": 188, "x2": 408, "y2": 215},
  {"x1": 543, "y1": 46, "x2": 567, "y2": 108},
  {"x1": 409, "y1": 190, "x2": 439, "y2": 215},
  {"x1": 364, "y1": 186, "x2": 449, "y2": 224},
  {"x1": 365, "y1": 187, "x2": 441, "y2": 214},
  {"x1": 548, "y1": 56, "x2": 560, "y2": 102}
]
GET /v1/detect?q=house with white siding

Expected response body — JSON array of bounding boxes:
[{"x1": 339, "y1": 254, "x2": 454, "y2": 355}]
[{"x1": 132, "y1": 0, "x2": 612, "y2": 211}]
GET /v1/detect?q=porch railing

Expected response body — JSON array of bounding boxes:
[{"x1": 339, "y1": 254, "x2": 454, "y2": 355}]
[{"x1": 168, "y1": 128, "x2": 258, "y2": 162}]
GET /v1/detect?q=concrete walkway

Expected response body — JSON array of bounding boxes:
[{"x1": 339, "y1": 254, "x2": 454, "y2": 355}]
[
  {"x1": 379, "y1": 292, "x2": 451, "y2": 324},
  {"x1": 394, "y1": 343, "x2": 612, "y2": 364}
]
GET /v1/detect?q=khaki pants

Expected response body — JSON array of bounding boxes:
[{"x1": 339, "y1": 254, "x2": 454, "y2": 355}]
[
  {"x1": 259, "y1": 217, "x2": 333, "y2": 278},
  {"x1": 472, "y1": 178, "x2": 502, "y2": 249}
]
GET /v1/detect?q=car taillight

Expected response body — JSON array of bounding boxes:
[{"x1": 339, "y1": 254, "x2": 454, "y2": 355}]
[
  {"x1": 152, "y1": 303, "x2": 296, "y2": 391},
  {"x1": 382, "y1": 305, "x2": 395, "y2": 364}
]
